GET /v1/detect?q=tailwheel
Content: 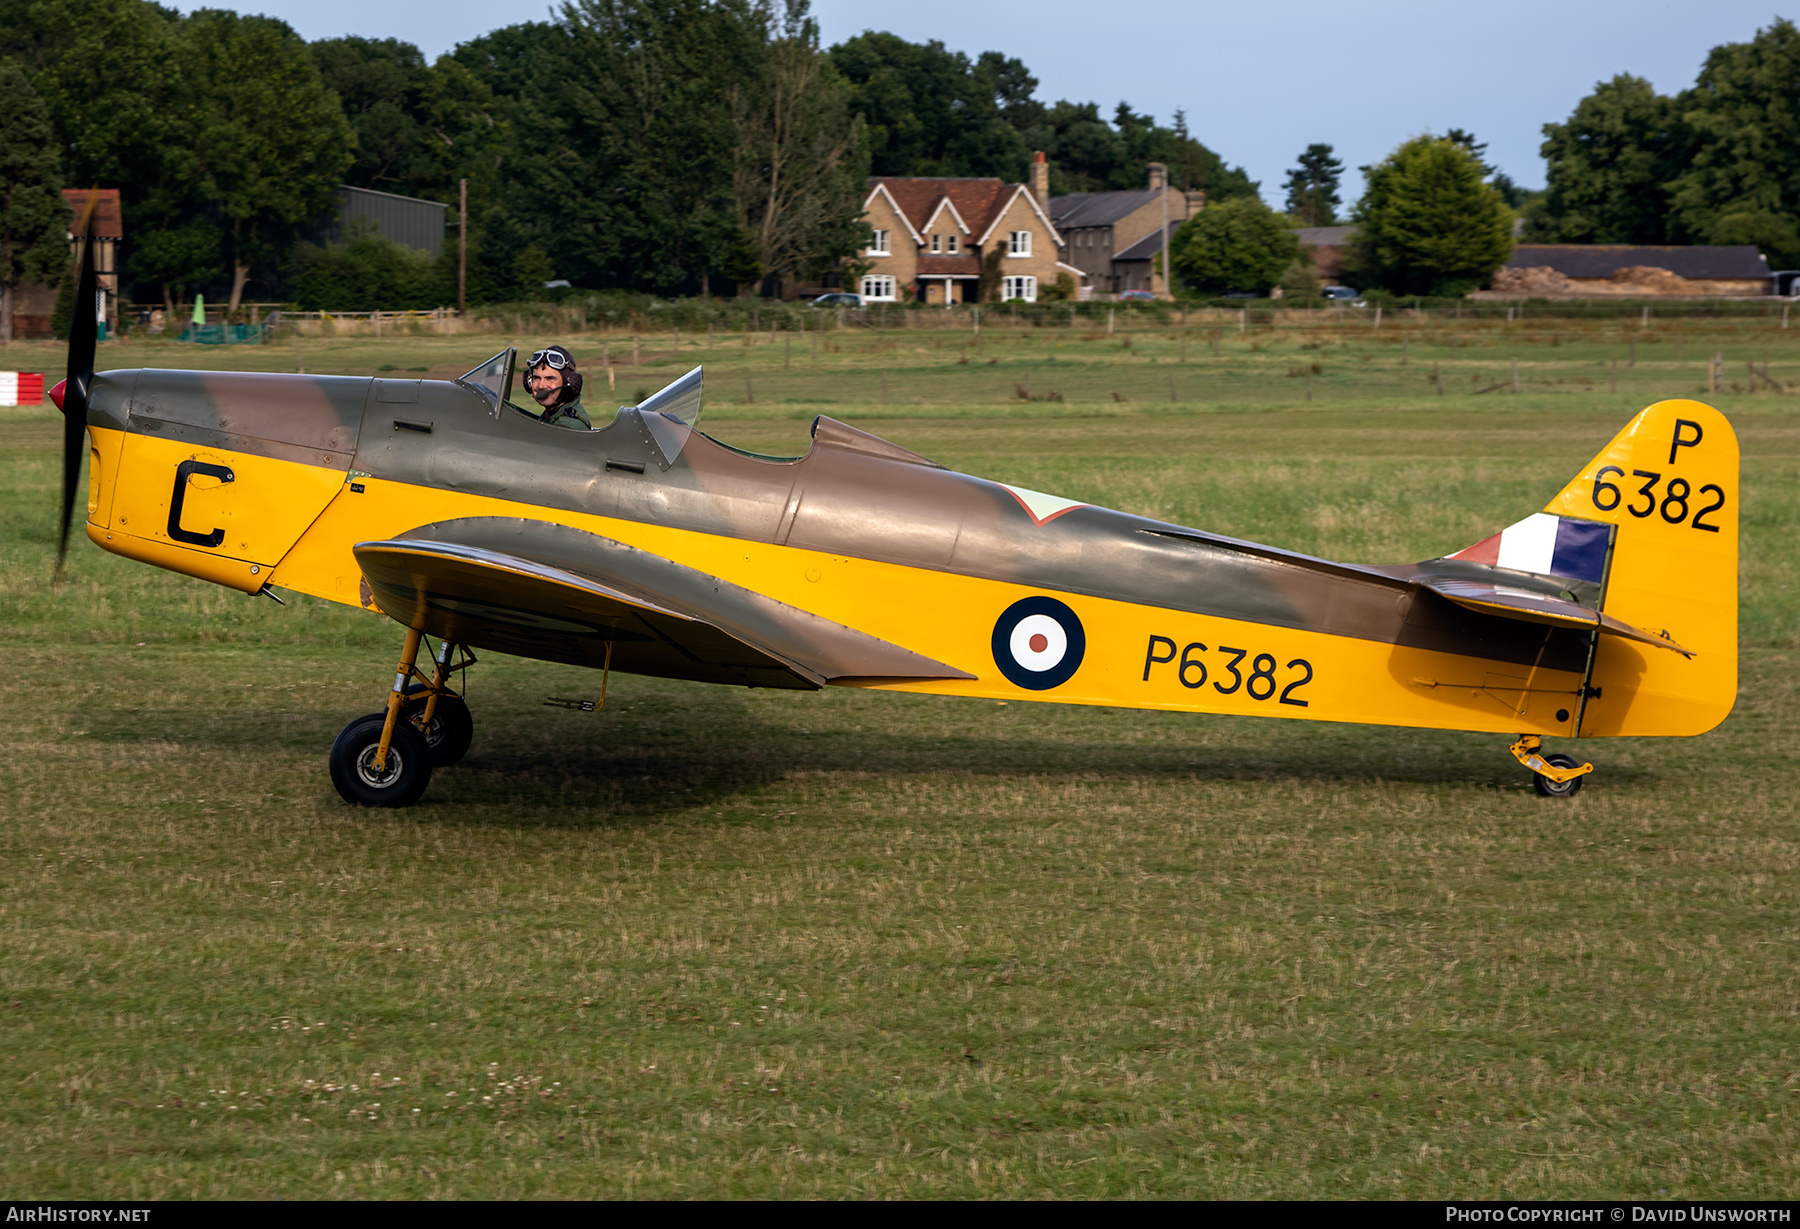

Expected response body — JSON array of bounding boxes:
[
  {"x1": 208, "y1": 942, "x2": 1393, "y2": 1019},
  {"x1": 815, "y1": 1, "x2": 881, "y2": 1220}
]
[
  {"x1": 331, "y1": 712, "x2": 432, "y2": 807},
  {"x1": 1533, "y1": 753, "x2": 1585, "y2": 798},
  {"x1": 403, "y1": 684, "x2": 473, "y2": 767},
  {"x1": 1509, "y1": 734, "x2": 1592, "y2": 799}
]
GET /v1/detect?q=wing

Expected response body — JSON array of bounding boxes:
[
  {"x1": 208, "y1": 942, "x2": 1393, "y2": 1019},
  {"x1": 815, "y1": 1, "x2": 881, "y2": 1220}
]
[
  {"x1": 1416, "y1": 576, "x2": 1691, "y2": 655},
  {"x1": 353, "y1": 523, "x2": 976, "y2": 690}
]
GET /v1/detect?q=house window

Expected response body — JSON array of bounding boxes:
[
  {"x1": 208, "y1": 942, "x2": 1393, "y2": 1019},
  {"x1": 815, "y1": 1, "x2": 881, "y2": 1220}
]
[
  {"x1": 1009, "y1": 230, "x2": 1031, "y2": 257},
  {"x1": 930, "y1": 234, "x2": 941, "y2": 254},
  {"x1": 867, "y1": 229, "x2": 890, "y2": 255},
  {"x1": 946, "y1": 234, "x2": 959, "y2": 253},
  {"x1": 860, "y1": 275, "x2": 896, "y2": 301},
  {"x1": 1002, "y1": 275, "x2": 1037, "y2": 302}
]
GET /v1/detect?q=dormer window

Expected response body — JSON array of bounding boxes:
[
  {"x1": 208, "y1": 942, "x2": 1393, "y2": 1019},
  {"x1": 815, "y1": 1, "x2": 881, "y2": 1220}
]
[
  {"x1": 930, "y1": 234, "x2": 941, "y2": 253},
  {"x1": 946, "y1": 234, "x2": 959, "y2": 253}
]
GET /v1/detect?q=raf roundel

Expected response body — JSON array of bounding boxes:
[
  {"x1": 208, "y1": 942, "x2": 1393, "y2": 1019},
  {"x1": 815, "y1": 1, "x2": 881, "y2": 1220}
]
[{"x1": 991, "y1": 596, "x2": 1086, "y2": 690}]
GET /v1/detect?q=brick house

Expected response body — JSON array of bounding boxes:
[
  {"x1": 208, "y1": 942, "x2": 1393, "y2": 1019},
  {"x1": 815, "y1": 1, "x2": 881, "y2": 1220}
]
[
  {"x1": 1051, "y1": 165, "x2": 1204, "y2": 298},
  {"x1": 857, "y1": 155, "x2": 1079, "y2": 305}
]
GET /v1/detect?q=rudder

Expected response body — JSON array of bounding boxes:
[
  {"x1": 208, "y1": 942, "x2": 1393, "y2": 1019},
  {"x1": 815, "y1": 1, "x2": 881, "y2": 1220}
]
[{"x1": 1540, "y1": 399, "x2": 1738, "y2": 737}]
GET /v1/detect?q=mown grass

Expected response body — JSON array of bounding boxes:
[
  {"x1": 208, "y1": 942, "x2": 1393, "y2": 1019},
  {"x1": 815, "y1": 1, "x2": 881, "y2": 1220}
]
[{"x1": 0, "y1": 324, "x2": 1797, "y2": 1198}]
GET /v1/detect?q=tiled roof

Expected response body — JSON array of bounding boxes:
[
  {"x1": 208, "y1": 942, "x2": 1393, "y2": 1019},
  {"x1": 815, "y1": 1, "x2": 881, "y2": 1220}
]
[
  {"x1": 1115, "y1": 223, "x2": 1180, "y2": 262},
  {"x1": 1507, "y1": 244, "x2": 1770, "y2": 280},
  {"x1": 1297, "y1": 225, "x2": 1355, "y2": 247},
  {"x1": 870, "y1": 177, "x2": 1014, "y2": 240},
  {"x1": 915, "y1": 254, "x2": 981, "y2": 276},
  {"x1": 1050, "y1": 189, "x2": 1160, "y2": 229},
  {"x1": 64, "y1": 188, "x2": 122, "y2": 238}
]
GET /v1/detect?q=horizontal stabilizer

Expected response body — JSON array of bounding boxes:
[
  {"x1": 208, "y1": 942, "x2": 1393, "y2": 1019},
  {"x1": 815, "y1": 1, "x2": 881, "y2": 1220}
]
[
  {"x1": 354, "y1": 525, "x2": 976, "y2": 689},
  {"x1": 1417, "y1": 576, "x2": 1690, "y2": 655}
]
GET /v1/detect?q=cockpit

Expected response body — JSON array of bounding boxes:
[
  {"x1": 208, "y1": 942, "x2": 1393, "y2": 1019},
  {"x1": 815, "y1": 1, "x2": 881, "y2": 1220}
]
[{"x1": 456, "y1": 346, "x2": 706, "y2": 467}]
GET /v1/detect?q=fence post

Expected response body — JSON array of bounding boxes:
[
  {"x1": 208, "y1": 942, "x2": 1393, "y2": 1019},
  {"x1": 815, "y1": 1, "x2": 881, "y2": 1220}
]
[{"x1": 1373, "y1": 305, "x2": 1382, "y2": 331}]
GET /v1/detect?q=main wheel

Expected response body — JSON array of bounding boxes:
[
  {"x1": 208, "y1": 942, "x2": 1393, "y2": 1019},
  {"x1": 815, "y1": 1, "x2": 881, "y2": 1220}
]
[
  {"x1": 1533, "y1": 752, "x2": 1585, "y2": 798},
  {"x1": 402, "y1": 684, "x2": 473, "y2": 767},
  {"x1": 330, "y1": 712, "x2": 433, "y2": 808}
]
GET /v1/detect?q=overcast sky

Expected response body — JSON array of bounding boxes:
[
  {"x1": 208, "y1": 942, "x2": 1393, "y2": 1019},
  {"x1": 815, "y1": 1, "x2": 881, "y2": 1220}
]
[{"x1": 172, "y1": 0, "x2": 1792, "y2": 204}]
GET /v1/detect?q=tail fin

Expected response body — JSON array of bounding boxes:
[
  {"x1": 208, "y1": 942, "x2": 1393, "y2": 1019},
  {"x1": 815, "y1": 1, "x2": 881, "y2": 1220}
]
[{"x1": 1537, "y1": 399, "x2": 1738, "y2": 737}]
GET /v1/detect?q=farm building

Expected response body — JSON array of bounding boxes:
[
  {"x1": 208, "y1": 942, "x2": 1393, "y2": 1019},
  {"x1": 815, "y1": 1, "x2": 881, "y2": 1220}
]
[
  {"x1": 1490, "y1": 245, "x2": 1773, "y2": 297},
  {"x1": 7, "y1": 188, "x2": 123, "y2": 340}
]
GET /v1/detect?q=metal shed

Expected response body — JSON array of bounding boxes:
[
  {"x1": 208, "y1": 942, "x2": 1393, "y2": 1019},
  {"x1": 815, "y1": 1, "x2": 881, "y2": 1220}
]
[{"x1": 326, "y1": 186, "x2": 448, "y2": 258}]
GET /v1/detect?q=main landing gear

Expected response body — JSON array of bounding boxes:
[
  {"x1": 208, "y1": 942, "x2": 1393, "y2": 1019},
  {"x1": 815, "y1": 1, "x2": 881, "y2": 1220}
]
[
  {"x1": 330, "y1": 630, "x2": 477, "y2": 808},
  {"x1": 1509, "y1": 734, "x2": 1593, "y2": 798}
]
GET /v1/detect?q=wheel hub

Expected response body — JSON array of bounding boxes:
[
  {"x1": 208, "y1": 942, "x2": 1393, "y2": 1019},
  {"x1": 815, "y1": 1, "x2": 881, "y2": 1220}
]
[{"x1": 355, "y1": 742, "x2": 405, "y2": 788}]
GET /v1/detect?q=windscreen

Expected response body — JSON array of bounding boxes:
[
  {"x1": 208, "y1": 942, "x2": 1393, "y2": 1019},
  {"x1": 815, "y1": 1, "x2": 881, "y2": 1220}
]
[
  {"x1": 457, "y1": 347, "x2": 515, "y2": 415},
  {"x1": 633, "y1": 365, "x2": 703, "y2": 469}
]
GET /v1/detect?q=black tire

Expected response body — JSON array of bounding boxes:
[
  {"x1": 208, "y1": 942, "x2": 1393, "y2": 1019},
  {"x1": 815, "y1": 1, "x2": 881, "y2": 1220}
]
[
  {"x1": 330, "y1": 712, "x2": 433, "y2": 808},
  {"x1": 402, "y1": 684, "x2": 473, "y2": 767},
  {"x1": 1533, "y1": 752, "x2": 1586, "y2": 798}
]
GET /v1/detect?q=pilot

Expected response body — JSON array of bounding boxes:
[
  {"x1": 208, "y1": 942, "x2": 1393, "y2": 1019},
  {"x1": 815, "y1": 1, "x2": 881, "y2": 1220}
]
[{"x1": 524, "y1": 345, "x2": 593, "y2": 430}]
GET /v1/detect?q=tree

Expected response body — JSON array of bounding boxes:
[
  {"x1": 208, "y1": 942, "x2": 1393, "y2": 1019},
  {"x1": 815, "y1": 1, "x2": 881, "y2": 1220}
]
[
  {"x1": 1350, "y1": 136, "x2": 1513, "y2": 296},
  {"x1": 1666, "y1": 17, "x2": 1800, "y2": 265},
  {"x1": 1283, "y1": 143, "x2": 1342, "y2": 224},
  {"x1": 2, "y1": 0, "x2": 204, "y2": 315},
  {"x1": 1169, "y1": 195, "x2": 1298, "y2": 295},
  {"x1": 181, "y1": 10, "x2": 353, "y2": 316},
  {"x1": 458, "y1": 2, "x2": 760, "y2": 295},
  {"x1": 1443, "y1": 129, "x2": 1493, "y2": 176},
  {"x1": 828, "y1": 31, "x2": 1255, "y2": 197},
  {"x1": 287, "y1": 226, "x2": 436, "y2": 310},
  {"x1": 829, "y1": 32, "x2": 1026, "y2": 177},
  {"x1": 1535, "y1": 74, "x2": 1677, "y2": 243},
  {"x1": 310, "y1": 36, "x2": 510, "y2": 207},
  {"x1": 730, "y1": 2, "x2": 869, "y2": 291},
  {"x1": 0, "y1": 60, "x2": 69, "y2": 344}
]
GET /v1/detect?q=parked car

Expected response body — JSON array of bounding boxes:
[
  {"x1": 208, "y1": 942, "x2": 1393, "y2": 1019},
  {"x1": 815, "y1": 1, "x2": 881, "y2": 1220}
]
[
  {"x1": 809, "y1": 292, "x2": 865, "y2": 307},
  {"x1": 1321, "y1": 286, "x2": 1359, "y2": 301},
  {"x1": 1117, "y1": 289, "x2": 1156, "y2": 302}
]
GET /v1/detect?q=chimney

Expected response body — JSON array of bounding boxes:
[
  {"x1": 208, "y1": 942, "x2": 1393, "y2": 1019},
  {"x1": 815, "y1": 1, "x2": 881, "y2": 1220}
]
[
  {"x1": 1184, "y1": 189, "x2": 1206, "y2": 218},
  {"x1": 1147, "y1": 162, "x2": 1167, "y2": 191},
  {"x1": 1030, "y1": 151, "x2": 1049, "y2": 213}
]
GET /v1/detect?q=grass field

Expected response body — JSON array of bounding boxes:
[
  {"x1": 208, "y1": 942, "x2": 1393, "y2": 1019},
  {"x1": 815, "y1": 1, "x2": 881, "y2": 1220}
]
[{"x1": 1, "y1": 319, "x2": 1797, "y2": 1198}]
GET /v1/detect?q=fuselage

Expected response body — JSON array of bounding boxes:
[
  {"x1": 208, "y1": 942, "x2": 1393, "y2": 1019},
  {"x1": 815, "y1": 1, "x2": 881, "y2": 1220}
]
[{"x1": 81, "y1": 366, "x2": 1608, "y2": 737}]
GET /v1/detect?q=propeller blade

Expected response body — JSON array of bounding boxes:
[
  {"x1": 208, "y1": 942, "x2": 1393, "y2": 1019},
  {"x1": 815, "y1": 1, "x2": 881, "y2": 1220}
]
[{"x1": 57, "y1": 197, "x2": 99, "y2": 573}]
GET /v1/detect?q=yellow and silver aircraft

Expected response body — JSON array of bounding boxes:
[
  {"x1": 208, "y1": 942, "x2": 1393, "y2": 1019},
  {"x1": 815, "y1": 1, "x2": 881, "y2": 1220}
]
[{"x1": 52, "y1": 233, "x2": 1737, "y2": 807}]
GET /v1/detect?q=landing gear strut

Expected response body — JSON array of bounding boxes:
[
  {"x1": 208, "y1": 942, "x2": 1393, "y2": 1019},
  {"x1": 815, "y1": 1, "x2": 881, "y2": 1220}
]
[
  {"x1": 329, "y1": 630, "x2": 476, "y2": 807},
  {"x1": 1510, "y1": 734, "x2": 1592, "y2": 798}
]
